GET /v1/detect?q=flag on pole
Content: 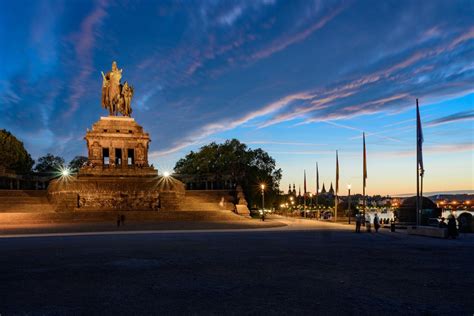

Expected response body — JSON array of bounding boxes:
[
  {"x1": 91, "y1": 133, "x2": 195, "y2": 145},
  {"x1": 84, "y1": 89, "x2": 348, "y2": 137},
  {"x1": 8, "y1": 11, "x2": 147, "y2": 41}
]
[
  {"x1": 363, "y1": 132, "x2": 367, "y2": 189},
  {"x1": 416, "y1": 99, "x2": 424, "y2": 177},
  {"x1": 316, "y1": 162, "x2": 319, "y2": 195},
  {"x1": 336, "y1": 150, "x2": 339, "y2": 195},
  {"x1": 304, "y1": 169, "x2": 307, "y2": 195}
]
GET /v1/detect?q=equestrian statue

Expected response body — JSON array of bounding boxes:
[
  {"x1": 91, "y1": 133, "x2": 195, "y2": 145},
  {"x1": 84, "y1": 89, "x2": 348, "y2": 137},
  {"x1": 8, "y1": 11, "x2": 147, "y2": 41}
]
[{"x1": 101, "y1": 61, "x2": 134, "y2": 117}]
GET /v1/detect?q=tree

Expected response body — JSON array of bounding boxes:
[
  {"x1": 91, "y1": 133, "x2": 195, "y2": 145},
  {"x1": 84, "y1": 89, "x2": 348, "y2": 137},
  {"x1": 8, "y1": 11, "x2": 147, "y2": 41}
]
[
  {"x1": 0, "y1": 129, "x2": 34, "y2": 174},
  {"x1": 69, "y1": 156, "x2": 88, "y2": 172},
  {"x1": 34, "y1": 153, "x2": 65, "y2": 174},
  {"x1": 174, "y1": 139, "x2": 282, "y2": 207}
]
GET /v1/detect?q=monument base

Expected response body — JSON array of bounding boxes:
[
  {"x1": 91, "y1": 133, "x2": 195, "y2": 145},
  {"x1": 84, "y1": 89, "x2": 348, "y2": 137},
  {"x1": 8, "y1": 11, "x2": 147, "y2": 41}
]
[
  {"x1": 235, "y1": 204, "x2": 250, "y2": 217},
  {"x1": 48, "y1": 175, "x2": 185, "y2": 212}
]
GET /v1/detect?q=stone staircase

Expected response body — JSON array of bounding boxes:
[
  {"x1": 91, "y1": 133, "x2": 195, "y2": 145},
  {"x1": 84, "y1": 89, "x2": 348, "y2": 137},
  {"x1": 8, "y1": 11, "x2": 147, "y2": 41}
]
[
  {"x1": 0, "y1": 190, "x2": 54, "y2": 213},
  {"x1": 0, "y1": 210, "x2": 247, "y2": 224},
  {"x1": 181, "y1": 190, "x2": 235, "y2": 211},
  {"x1": 0, "y1": 189, "x2": 248, "y2": 224}
]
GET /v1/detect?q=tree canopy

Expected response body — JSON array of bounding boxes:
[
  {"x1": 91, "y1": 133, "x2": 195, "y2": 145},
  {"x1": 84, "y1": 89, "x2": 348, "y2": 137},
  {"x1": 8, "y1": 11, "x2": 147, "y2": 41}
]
[
  {"x1": 0, "y1": 129, "x2": 34, "y2": 174},
  {"x1": 174, "y1": 139, "x2": 282, "y2": 207},
  {"x1": 69, "y1": 156, "x2": 88, "y2": 172},
  {"x1": 34, "y1": 153, "x2": 65, "y2": 174}
]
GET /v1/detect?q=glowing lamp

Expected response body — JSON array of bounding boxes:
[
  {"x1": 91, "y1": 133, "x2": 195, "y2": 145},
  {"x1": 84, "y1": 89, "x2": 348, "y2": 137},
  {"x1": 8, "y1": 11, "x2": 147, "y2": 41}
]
[{"x1": 61, "y1": 168, "x2": 71, "y2": 177}]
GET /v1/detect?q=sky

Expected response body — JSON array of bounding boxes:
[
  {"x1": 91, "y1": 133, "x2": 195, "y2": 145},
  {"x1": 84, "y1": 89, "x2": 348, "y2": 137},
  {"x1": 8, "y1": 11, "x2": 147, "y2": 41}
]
[{"x1": 1, "y1": 0, "x2": 473, "y2": 196}]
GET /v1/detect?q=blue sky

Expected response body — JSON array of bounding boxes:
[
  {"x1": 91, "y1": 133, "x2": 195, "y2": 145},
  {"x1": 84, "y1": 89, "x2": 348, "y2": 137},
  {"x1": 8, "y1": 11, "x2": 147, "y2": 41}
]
[{"x1": 1, "y1": 0, "x2": 473, "y2": 195}]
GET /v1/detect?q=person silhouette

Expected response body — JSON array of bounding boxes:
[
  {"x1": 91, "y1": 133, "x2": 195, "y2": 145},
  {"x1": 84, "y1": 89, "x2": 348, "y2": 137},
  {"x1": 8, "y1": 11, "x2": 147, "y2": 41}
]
[
  {"x1": 355, "y1": 213, "x2": 361, "y2": 233},
  {"x1": 366, "y1": 213, "x2": 372, "y2": 233},
  {"x1": 374, "y1": 213, "x2": 380, "y2": 233},
  {"x1": 447, "y1": 215, "x2": 458, "y2": 239}
]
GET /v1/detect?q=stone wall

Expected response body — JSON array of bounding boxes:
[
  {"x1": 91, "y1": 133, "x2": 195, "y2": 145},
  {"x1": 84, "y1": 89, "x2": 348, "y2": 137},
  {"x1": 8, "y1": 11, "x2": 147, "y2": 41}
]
[{"x1": 48, "y1": 176, "x2": 185, "y2": 212}]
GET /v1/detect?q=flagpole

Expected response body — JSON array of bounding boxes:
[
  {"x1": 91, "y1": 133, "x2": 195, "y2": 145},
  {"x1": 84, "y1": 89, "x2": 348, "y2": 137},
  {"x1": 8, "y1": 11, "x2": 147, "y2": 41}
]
[
  {"x1": 416, "y1": 99, "x2": 420, "y2": 226},
  {"x1": 363, "y1": 132, "x2": 367, "y2": 224},
  {"x1": 303, "y1": 170, "x2": 307, "y2": 217},
  {"x1": 335, "y1": 150, "x2": 339, "y2": 223},
  {"x1": 316, "y1": 162, "x2": 319, "y2": 219}
]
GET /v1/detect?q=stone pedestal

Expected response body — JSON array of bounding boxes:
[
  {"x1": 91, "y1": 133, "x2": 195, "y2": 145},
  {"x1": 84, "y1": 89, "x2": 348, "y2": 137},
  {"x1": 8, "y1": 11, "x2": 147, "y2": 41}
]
[
  {"x1": 83, "y1": 116, "x2": 153, "y2": 172},
  {"x1": 48, "y1": 116, "x2": 185, "y2": 211},
  {"x1": 234, "y1": 185, "x2": 250, "y2": 217}
]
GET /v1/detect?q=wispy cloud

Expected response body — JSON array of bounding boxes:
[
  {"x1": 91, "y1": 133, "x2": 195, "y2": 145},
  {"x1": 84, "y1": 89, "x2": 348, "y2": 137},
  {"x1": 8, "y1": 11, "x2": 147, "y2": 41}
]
[
  {"x1": 321, "y1": 120, "x2": 403, "y2": 143},
  {"x1": 426, "y1": 110, "x2": 474, "y2": 127},
  {"x1": 250, "y1": 27, "x2": 474, "y2": 130},
  {"x1": 374, "y1": 142, "x2": 474, "y2": 158},
  {"x1": 244, "y1": 141, "x2": 327, "y2": 146},
  {"x1": 64, "y1": 0, "x2": 108, "y2": 117},
  {"x1": 217, "y1": 5, "x2": 244, "y2": 25},
  {"x1": 250, "y1": 3, "x2": 347, "y2": 60},
  {"x1": 268, "y1": 150, "x2": 334, "y2": 155}
]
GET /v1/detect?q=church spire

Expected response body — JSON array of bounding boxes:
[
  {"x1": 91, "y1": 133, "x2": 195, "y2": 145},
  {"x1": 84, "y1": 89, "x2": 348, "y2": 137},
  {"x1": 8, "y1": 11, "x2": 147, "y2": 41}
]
[{"x1": 321, "y1": 182, "x2": 327, "y2": 194}]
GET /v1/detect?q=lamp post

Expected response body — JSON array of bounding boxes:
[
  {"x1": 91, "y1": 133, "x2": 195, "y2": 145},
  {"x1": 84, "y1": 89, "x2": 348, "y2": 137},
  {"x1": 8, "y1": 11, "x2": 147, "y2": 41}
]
[
  {"x1": 316, "y1": 189, "x2": 321, "y2": 220},
  {"x1": 347, "y1": 184, "x2": 352, "y2": 224},
  {"x1": 260, "y1": 184, "x2": 265, "y2": 221}
]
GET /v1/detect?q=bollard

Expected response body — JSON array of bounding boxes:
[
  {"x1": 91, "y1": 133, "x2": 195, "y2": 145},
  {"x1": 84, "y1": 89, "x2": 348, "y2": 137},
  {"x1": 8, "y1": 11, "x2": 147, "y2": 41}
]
[{"x1": 390, "y1": 220, "x2": 395, "y2": 232}]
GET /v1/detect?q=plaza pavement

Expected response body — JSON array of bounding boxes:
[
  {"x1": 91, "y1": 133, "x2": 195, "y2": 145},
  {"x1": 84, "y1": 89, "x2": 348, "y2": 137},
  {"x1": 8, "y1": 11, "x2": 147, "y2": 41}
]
[{"x1": 0, "y1": 216, "x2": 473, "y2": 315}]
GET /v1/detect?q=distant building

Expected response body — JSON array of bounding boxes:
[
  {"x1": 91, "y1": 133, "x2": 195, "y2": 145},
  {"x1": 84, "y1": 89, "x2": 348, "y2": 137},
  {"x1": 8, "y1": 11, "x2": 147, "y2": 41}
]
[{"x1": 328, "y1": 182, "x2": 334, "y2": 196}]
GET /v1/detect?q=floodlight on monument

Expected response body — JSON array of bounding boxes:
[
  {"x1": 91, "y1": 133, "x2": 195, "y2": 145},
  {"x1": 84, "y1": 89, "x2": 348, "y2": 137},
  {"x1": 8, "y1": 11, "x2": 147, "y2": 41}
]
[
  {"x1": 56, "y1": 165, "x2": 73, "y2": 182},
  {"x1": 61, "y1": 168, "x2": 71, "y2": 177}
]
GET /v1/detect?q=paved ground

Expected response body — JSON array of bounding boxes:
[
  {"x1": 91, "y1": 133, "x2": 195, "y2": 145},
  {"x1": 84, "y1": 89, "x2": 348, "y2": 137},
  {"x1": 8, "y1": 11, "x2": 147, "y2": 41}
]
[
  {"x1": 0, "y1": 218, "x2": 473, "y2": 315},
  {"x1": 0, "y1": 219, "x2": 285, "y2": 236}
]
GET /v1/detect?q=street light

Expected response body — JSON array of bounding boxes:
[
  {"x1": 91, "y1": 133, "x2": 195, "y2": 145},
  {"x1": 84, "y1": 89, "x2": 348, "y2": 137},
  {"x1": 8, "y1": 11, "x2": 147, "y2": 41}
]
[
  {"x1": 347, "y1": 184, "x2": 352, "y2": 224},
  {"x1": 260, "y1": 184, "x2": 265, "y2": 221}
]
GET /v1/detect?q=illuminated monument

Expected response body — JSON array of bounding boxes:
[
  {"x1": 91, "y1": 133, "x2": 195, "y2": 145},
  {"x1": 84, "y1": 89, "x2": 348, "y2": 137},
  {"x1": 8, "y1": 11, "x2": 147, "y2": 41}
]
[{"x1": 48, "y1": 62, "x2": 185, "y2": 211}]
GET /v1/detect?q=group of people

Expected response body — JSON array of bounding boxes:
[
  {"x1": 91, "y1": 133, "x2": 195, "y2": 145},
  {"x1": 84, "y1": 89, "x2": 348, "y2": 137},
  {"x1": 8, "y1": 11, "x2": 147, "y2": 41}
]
[
  {"x1": 438, "y1": 215, "x2": 459, "y2": 239},
  {"x1": 355, "y1": 212, "x2": 461, "y2": 239},
  {"x1": 355, "y1": 213, "x2": 382, "y2": 233}
]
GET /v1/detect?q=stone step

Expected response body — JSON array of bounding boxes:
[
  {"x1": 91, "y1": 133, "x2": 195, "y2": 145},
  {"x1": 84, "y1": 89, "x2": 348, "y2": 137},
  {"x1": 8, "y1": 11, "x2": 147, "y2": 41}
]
[
  {"x1": 0, "y1": 190, "x2": 54, "y2": 212},
  {"x1": 185, "y1": 196, "x2": 233, "y2": 203},
  {"x1": 0, "y1": 197, "x2": 50, "y2": 204},
  {"x1": 181, "y1": 191, "x2": 236, "y2": 212},
  {"x1": 0, "y1": 210, "x2": 246, "y2": 224},
  {"x1": 180, "y1": 207, "x2": 230, "y2": 211},
  {"x1": 0, "y1": 203, "x2": 55, "y2": 213},
  {"x1": 0, "y1": 190, "x2": 48, "y2": 197}
]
